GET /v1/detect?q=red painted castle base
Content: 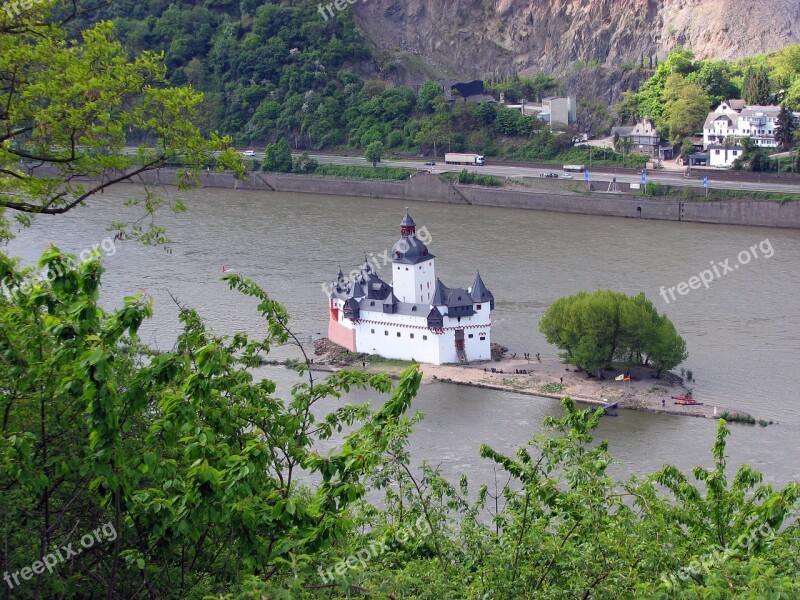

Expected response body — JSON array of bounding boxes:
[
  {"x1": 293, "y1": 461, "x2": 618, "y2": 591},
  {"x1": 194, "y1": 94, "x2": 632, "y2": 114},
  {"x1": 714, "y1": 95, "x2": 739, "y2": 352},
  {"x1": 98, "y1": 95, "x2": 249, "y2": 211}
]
[{"x1": 327, "y1": 317, "x2": 357, "y2": 352}]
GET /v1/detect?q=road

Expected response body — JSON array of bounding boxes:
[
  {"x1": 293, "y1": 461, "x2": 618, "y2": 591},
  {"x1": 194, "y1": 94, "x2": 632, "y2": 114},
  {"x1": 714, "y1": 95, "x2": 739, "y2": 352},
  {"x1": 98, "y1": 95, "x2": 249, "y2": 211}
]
[
  {"x1": 122, "y1": 147, "x2": 800, "y2": 195},
  {"x1": 304, "y1": 154, "x2": 800, "y2": 195}
]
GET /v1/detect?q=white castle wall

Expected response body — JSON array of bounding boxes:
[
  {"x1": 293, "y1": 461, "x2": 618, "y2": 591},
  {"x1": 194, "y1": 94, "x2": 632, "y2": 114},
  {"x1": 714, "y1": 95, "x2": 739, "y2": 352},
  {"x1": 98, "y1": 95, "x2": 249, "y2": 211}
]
[{"x1": 392, "y1": 259, "x2": 436, "y2": 304}]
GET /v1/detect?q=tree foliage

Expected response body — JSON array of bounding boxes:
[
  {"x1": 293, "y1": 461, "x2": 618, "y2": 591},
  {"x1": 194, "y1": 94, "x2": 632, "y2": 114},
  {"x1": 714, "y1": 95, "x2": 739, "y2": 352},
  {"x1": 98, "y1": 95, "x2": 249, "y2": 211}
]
[
  {"x1": 539, "y1": 290, "x2": 688, "y2": 376},
  {"x1": 0, "y1": 247, "x2": 421, "y2": 598},
  {"x1": 261, "y1": 138, "x2": 293, "y2": 172},
  {"x1": 775, "y1": 105, "x2": 796, "y2": 149},
  {"x1": 0, "y1": 1, "x2": 243, "y2": 243},
  {"x1": 364, "y1": 141, "x2": 384, "y2": 167}
]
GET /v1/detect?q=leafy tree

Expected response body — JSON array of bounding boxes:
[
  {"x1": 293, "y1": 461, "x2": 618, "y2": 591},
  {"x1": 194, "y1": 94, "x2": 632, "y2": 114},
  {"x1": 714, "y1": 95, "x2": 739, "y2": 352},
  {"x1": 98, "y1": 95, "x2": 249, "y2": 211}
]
[
  {"x1": 665, "y1": 47, "x2": 696, "y2": 75},
  {"x1": 364, "y1": 141, "x2": 384, "y2": 166},
  {"x1": 292, "y1": 151, "x2": 318, "y2": 173},
  {"x1": 416, "y1": 80, "x2": 442, "y2": 113},
  {"x1": 663, "y1": 74, "x2": 712, "y2": 143},
  {"x1": 261, "y1": 138, "x2": 292, "y2": 172},
  {"x1": 775, "y1": 105, "x2": 796, "y2": 149},
  {"x1": 744, "y1": 65, "x2": 771, "y2": 105},
  {"x1": 539, "y1": 290, "x2": 687, "y2": 377},
  {"x1": 750, "y1": 150, "x2": 770, "y2": 172},
  {"x1": 476, "y1": 101, "x2": 498, "y2": 125},
  {"x1": 687, "y1": 60, "x2": 739, "y2": 105},
  {"x1": 0, "y1": 1, "x2": 242, "y2": 244},
  {"x1": 0, "y1": 247, "x2": 421, "y2": 598}
]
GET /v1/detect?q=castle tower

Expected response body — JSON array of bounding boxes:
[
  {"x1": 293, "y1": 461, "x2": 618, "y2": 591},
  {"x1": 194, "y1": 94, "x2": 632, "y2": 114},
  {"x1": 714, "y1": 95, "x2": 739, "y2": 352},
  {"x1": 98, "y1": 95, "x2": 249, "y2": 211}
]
[{"x1": 391, "y1": 210, "x2": 436, "y2": 304}]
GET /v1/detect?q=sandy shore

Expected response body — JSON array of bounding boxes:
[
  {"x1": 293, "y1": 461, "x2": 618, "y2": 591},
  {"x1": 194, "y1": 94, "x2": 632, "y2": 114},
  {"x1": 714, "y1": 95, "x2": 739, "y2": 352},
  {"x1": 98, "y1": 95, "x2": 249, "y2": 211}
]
[{"x1": 309, "y1": 340, "x2": 740, "y2": 420}]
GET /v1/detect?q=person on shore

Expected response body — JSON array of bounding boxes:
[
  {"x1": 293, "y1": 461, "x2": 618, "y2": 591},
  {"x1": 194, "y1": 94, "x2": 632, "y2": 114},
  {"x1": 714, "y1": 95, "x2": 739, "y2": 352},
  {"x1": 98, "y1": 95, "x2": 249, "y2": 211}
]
[{"x1": 560, "y1": 376, "x2": 563, "y2": 383}]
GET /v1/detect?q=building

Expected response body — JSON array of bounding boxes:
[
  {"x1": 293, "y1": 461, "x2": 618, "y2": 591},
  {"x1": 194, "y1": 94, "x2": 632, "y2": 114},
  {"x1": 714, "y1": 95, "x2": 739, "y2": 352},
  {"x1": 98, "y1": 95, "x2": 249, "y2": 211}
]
[
  {"x1": 707, "y1": 144, "x2": 745, "y2": 168},
  {"x1": 504, "y1": 96, "x2": 577, "y2": 126},
  {"x1": 327, "y1": 212, "x2": 494, "y2": 365},
  {"x1": 702, "y1": 100, "x2": 798, "y2": 149},
  {"x1": 611, "y1": 118, "x2": 674, "y2": 160}
]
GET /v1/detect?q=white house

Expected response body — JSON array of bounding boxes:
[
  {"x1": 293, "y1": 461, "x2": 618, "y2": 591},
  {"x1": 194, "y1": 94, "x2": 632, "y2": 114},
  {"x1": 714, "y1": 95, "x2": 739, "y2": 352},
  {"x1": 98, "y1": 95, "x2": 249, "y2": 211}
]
[
  {"x1": 327, "y1": 211, "x2": 494, "y2": 365},
  {"x1": 707, "y1": 144, "x2": 744, "y2": 168},
  {"x1": 702, "y1": 100, "x2": 793, "y2": 149}
]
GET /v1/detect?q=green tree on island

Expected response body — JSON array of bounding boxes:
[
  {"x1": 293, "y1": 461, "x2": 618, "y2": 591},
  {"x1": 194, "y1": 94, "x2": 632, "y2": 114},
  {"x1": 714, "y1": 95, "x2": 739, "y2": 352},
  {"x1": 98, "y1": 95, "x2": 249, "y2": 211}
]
[
  {"x1": 539, "y1": 290, "x2": 688, "y2": 377},
  {"x1": 364, "y1": 141, "x2": 384, "y2": 166}
]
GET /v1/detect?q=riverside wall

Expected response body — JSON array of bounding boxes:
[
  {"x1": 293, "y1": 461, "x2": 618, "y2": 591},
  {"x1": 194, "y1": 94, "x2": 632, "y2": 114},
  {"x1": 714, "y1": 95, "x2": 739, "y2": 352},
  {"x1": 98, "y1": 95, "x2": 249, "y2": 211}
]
[{"x1": 131, "y1": 170, "x2": 800, "y2": 229}]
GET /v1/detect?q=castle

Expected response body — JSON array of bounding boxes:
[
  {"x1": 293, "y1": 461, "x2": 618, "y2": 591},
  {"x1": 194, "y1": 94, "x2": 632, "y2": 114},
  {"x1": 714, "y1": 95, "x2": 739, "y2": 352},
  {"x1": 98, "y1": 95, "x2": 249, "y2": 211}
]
[{"x1": 327, "y1": 211, "x2": 494, "y2": 365}]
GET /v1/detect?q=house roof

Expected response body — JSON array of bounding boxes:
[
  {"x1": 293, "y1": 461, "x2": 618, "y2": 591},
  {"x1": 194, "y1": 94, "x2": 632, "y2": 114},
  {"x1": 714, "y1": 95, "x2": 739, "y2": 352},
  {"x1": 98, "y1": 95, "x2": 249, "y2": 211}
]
[
  {"x1": 704, "y1": 112, "x2": 734, "y2": 128},
  {"x1": 707, "y1": 144, "x2": 744, "y2": 151},
  {"x1": 725, "y1": 99, "x2": 746, "y2": 111},
  {"x1": 611, "y1": 125, "x2": 634, "y2": 137},
  {"x1": 741, "y1": 106, "x2": 781, "y2": 117}
]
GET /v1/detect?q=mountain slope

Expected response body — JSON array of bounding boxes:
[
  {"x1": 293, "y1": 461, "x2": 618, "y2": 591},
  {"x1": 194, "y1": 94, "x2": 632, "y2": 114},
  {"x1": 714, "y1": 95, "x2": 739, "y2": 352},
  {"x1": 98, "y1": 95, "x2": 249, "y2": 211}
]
[{"x1": 353, "y1": 0, "x2": 800, "y2": 80}]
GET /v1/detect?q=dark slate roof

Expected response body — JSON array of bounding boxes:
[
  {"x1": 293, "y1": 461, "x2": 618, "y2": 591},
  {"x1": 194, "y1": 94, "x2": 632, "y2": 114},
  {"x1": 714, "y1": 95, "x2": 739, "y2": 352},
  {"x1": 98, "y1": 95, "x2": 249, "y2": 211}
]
[
  {"x1": 400, "y1": 210, "x2": 416, "y2": 228},
  {"x1": 470, "y1": 272, "x2": 494, "y2": 304},
  {"x1": 431, "y1": 279, "x2": 450, "y2": 305},
  {"x1": 446, "y1": 288, "x2": 473, "y2": 307},
  {"x1": 392, "y1": 235, "x2": 434, "y2": 265},
  {"x1": 382, "y1": 291, "x2": 398, "y2": 306}
]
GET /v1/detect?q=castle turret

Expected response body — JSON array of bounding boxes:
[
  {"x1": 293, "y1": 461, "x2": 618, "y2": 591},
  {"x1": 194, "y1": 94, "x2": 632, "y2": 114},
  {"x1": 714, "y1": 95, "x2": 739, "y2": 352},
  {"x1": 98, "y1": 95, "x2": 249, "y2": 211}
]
[
  {"x1": 470, "y1": 271, "x2": 495, "y2": 309},
  {"x1": 391, "y1": 210, "x2": 436, "y2": 304}
]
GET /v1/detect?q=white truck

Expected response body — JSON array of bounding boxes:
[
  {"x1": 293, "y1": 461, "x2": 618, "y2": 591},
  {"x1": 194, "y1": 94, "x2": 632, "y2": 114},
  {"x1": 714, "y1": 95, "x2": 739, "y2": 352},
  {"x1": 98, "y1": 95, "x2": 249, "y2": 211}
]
[{"x1": 445, "y1": 153, "x2": 485, "y2": 166}]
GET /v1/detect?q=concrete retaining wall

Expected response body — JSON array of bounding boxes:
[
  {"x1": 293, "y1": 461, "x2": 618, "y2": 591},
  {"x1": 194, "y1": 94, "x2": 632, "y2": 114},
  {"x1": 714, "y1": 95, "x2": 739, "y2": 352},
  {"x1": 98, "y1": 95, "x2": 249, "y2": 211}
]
[{"x1": 127, "y1": 170, "x2": 800, "y2": 229}]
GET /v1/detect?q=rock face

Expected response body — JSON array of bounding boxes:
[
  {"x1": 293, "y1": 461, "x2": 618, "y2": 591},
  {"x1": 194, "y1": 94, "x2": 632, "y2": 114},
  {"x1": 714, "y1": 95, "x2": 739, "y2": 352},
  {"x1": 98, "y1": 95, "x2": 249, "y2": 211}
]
[{"x1": 353, "y1": 0, "x2": 800, "y2": 80}]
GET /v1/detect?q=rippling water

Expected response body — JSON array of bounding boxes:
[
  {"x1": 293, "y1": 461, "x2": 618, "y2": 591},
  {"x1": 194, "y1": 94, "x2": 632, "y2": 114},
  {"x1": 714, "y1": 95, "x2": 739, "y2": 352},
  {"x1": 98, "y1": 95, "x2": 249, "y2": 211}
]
[{"x1": 6, "y1": 186, "x2": 800, "y2": 485}]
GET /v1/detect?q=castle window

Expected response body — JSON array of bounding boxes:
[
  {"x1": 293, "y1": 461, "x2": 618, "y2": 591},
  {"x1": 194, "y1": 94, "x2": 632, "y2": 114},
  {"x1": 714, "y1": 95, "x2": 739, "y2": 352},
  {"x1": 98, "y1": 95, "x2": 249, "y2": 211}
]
[
  {"x1": 371, "y1": 329, "x2": 375, "y2": 334},
  {"x1": 480, "y1": 336, "x2": 486, "y2": 341},
  {"x1": 384, "y1": 330, "x2": 389, "y2": 336},
  {"x1": 370, "y1": 301, "x2": 375, "y2": 306},
  {"x1": 410, "y1": 333, "x2": 415, "y2": 339},
  {"x1": 468, "y1": 334, "x2": 474, "y2": 339},
  {"x1": 412, "y1": 306, "x2": 417, "y2": 311},
  {"x1": 405, "y1": 268, "x2": 409, "y2": 271},
  {"x1": 420, "y1": 284, "x2": 423, "y2": 290},
  {"x1": 423, "y1": 335, "x2": 428, "y2": 340},
  {"x1": 427, "y1": 282, "x2": 430, "y2": 289},
  {"x1": 397, "y1": 332, "x2": 401, "y2": 337},
  {"x1": 476, "y1": 305, "x2": 482, "y2": 310}
]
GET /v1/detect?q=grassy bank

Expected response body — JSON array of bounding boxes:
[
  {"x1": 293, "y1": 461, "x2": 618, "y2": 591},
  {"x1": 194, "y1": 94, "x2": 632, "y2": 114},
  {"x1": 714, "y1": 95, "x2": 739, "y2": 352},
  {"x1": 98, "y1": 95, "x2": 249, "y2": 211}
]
[
  {"x1": 645, "y1": 182, "x2": 800, "y2": 203},
  {"x1": 312, "y1": 164, "x2": 414, "y2": 180}
]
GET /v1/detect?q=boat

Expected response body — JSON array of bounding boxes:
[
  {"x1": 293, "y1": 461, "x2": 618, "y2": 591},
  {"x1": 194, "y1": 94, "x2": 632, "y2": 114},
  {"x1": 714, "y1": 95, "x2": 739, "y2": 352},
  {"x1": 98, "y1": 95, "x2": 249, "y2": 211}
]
[
  {"x1": 672, "y1": 396, "x2": 703, "y2": 406},
  {"x1": 601, "y1": 399, "x2": 619, "y2": 416}
]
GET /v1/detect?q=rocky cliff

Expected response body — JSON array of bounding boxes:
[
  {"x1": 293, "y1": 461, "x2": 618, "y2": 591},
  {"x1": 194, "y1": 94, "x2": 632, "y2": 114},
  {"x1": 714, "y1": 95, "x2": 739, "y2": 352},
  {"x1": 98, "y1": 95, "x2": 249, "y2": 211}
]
[{"x1": 353, "y1": 0, "x2": 800, "y2": 82}]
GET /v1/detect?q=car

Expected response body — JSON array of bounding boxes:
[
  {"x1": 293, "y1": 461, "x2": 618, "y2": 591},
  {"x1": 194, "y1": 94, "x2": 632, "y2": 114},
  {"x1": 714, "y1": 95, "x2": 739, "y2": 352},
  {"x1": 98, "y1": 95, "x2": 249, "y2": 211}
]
[
  {"x1": 561, "y1": 174, "x2": 574, "y2": 179},
  {"x1": 242, "y1": 150, "x2": 255, "y2": 156},
  {"x1": 424, "y1": 161, "x2": 436, "y2": 166}
]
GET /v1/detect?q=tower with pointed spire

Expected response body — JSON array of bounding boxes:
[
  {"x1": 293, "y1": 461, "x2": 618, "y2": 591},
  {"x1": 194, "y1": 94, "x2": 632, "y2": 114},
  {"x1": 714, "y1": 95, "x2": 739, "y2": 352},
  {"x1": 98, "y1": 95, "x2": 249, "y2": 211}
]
[{"x1": 326, "y1": 210, "x2": 493, "y2": 365}]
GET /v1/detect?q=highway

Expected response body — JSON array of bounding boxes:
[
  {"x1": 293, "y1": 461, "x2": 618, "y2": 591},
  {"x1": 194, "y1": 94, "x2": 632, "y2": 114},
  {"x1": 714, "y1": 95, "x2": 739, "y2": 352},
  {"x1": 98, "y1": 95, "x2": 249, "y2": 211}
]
[
  {"x1": 298, "y1": 154, "x2": 800, "y2": 195},
  {"x1": 120, "y1": 147, "x2": 800, "y2": 195}
]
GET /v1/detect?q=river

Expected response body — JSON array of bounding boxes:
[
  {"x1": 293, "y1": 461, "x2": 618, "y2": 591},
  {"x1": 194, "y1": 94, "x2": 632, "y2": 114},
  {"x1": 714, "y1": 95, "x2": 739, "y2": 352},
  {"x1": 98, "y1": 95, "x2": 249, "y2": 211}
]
[{"x1": 5, "y1": 186, "x2": 800, "y2": 486}]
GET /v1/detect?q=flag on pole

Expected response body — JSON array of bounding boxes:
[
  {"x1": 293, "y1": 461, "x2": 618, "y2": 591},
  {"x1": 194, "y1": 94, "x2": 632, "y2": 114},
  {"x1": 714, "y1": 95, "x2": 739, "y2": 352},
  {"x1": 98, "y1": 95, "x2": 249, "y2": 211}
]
[{"x1": 615, "y1": 374, "x2": 625, "y2": 381}]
